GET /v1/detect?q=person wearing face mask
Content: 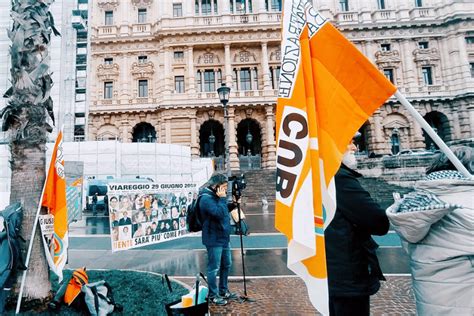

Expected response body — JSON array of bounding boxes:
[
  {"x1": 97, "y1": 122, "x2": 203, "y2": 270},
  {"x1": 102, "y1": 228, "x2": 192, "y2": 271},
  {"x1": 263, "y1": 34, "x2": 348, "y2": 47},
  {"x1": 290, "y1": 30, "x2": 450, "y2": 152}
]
[{"x1": 325, "y1": 132, "x2": 390, "y2": 316}]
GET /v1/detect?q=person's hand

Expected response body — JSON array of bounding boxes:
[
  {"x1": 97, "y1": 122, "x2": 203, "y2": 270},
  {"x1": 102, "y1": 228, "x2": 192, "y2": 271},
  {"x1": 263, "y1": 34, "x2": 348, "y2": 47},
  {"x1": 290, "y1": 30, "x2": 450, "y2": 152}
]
[{"x1": 216, "y1": 186, "x2": 227, "y2": 198}]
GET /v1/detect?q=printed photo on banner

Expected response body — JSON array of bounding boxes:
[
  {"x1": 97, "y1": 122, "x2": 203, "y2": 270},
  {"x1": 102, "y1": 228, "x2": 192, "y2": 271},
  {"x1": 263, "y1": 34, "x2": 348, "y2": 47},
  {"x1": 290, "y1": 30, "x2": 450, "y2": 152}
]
[{"x1": 107, "y1": 182, "x2": 198, "y2": 252}]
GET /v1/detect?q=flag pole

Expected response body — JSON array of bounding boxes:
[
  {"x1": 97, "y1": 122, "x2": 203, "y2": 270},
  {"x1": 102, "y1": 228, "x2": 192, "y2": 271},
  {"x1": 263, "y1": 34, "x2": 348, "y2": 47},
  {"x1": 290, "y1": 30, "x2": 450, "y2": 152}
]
[
  {"x1": 15, "y1": 175, "x2": 48, "y2": 314},
  {"x1": 394, "y1": 90, "x2": 473, "y2": 179}
]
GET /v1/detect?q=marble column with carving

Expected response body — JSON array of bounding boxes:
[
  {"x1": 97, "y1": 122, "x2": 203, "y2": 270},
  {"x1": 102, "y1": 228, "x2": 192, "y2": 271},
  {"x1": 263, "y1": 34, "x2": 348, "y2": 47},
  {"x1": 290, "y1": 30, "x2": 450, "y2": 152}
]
[
  {"x1": 261, "y1": 42, "x2": 271, "y2": 90},
  {"x1": 265, "y1": 105, "x2": 276, "y2": 169},
  {"x1": 228, "y1": 107, "x2": 240, "y2": 170},
  {"x1": 190, "y1": 116, "x2": 200, "y2": 157},
  {"x1": 187, "y1": 46, "x2": 196, "y2": 93},
  {"x1": 224, "y1": 44, "x2": 233, "y2": 87}
]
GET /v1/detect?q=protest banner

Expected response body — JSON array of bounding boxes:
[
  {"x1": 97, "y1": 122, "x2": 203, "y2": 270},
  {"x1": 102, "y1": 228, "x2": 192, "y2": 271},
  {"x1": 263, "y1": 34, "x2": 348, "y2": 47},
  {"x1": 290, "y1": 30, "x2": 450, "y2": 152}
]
[{"x1": 107, "y1": 182, "x2": 199, "y2": 252}]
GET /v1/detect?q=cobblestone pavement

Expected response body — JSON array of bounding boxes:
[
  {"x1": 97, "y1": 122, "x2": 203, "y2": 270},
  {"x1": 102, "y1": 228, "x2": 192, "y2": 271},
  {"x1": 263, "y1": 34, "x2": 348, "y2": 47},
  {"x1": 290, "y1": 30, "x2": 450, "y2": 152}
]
[{"x1": 175, "y1": 275, "x2": 415, "y2": 315}]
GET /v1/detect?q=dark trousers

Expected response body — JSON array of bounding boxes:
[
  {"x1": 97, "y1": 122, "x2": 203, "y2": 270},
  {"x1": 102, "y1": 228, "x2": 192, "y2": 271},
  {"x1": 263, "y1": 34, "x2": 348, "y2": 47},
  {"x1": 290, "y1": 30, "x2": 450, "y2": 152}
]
[{"x1": 329, "y1": 296, "x2": 370, "y2": 316}]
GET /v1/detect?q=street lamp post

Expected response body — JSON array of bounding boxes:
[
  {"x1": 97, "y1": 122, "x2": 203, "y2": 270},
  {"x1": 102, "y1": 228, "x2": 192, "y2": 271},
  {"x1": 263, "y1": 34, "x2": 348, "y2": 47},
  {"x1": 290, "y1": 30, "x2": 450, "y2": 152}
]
[{"x1": 217, "y1": 83, "x2": 231, "y2": 177}]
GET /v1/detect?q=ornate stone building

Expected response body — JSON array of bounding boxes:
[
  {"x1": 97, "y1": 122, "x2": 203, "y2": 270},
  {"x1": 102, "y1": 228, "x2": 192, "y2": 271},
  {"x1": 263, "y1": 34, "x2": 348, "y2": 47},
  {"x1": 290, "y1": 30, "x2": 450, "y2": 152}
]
[{"x1": 87, "y1": 0, "x2": 473, "y2": 170}]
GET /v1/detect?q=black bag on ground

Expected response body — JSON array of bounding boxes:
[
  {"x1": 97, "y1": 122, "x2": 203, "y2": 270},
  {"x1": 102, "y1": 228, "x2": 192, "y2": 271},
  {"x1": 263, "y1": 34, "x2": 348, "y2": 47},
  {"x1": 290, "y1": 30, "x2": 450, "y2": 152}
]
[
  {"x1": 82, "y1": 280, "x2": 122, "y2": 316},
  {"x1": 0, "y1": 202, "x2": 25, "y2": 314}
]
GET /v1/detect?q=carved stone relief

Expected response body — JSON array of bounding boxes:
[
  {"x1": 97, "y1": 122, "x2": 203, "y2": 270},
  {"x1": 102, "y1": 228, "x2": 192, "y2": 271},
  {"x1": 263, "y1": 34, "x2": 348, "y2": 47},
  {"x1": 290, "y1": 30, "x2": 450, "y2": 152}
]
[
  {"x1": 97, "y1": 0, "x2": 120, "y2": 10},
  {"x1": 131, "y1": 0, "x2": 153, "y2": 8},
  {"x1": 131, "y1": 61, "x2": 155, "y2": 79},
  {"x1": 97, "y1": 63, "x2": 120, "y2": 80}
]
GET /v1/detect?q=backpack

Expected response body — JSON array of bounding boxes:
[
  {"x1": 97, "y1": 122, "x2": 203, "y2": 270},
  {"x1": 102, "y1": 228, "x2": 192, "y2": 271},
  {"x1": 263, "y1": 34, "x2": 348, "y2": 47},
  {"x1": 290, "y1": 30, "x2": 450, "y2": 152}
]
[
  {"x1": 186, "y1": 194, "x2": 205, "y2": 232},
  {"x1": 64, "y1": 267, "x2": 89, "y2": 308},
  {"x1": 0, "y1": 202, "x2": 25, "y2": 313},
  {"x1": 82, "y1": 280, "x2": 121, "y2": 316}
]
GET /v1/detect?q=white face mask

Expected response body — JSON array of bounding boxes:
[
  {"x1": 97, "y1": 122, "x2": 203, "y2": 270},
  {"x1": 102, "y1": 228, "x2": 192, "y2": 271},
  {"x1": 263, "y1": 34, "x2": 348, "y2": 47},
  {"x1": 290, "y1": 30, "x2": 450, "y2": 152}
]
[{"x1": 342, "y1": 151, "x2": 358, "y2": 170}]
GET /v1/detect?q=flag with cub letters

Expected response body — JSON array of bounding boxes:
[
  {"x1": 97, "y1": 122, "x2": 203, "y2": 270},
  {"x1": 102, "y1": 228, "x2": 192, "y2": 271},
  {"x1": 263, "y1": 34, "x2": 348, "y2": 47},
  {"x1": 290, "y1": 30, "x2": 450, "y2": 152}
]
[{"x1": 275, "y1": 1, "x2": 396, "y2": 314}]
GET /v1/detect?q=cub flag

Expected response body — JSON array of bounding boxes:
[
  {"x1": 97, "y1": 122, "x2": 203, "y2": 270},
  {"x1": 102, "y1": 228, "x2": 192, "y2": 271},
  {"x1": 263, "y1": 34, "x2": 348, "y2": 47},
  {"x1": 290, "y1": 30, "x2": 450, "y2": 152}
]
[
  {"x1": 41, "y1": 129, "x2": 68, "y2": 282},
  {"x1": 275, "y1": 1, "x2": 396, "y2": 315}
]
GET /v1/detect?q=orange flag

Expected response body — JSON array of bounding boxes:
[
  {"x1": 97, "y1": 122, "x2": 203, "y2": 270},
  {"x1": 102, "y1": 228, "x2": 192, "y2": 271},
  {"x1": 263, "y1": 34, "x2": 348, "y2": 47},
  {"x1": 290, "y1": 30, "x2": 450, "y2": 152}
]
[
  {"x1": 42, "y1": 129, "x2": 68, "y2": 281},
  {"x1": 275, "y1": 1, "x2": 396, "y2": 315}
]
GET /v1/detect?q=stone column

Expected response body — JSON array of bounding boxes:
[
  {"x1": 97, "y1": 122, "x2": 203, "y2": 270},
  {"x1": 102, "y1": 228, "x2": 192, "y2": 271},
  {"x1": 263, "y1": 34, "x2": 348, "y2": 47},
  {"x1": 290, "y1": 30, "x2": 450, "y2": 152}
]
[
  {"x1": 187, "y1": 46, "x2": 196, "y2": 93},
  {"x1": 401, "y1": 39, "x2": 416, "y2": 90},
  {"x1": 224, "y1": 43, "x2": 233, "y2": 86},
  {"x1": 372, "y1": 113, "x2": 385, "y2": 153},
  {"x1": 190, "y1": 116, "x2": 200, "y2": 157},
  {"x1": 164, "y1": 47, "x2": 172, "y2": 94},
  {"x1": 228, "y1": 107, "x2": 240, "y2": 170},
  {"x1": 121, "y1": 54, "x2": 131, "y2": 99},
  {"x1": 120, "y1": 121, "x2": 130, "y2": 142},
  {"x1": 261, "y1": 42, "x2": 271, "y2": 90},
  {"x1": 457, "y1": 35, "x2": 471, "y2": 87},
  {"x1": 165, "y1": 118, "x2": 171, "y2": 143},
  {"x1": 253, "y1": 0, "x2": 261, "y2": 12},
  {"x1": 265, "y1": 105, "x2": 276, "y2": 169},
  {"x1": 220, "y1": 0, "x2": 230, "y2": 14},
  {"x1": 236, "y1": 67, "x2": 241, "y2": 90},
  {"x1": 185, "y1": 0, "x2": 194, "y2": 16},
  {"x1": 439, "y1": 37, "x2": 453, "y2": 87}
]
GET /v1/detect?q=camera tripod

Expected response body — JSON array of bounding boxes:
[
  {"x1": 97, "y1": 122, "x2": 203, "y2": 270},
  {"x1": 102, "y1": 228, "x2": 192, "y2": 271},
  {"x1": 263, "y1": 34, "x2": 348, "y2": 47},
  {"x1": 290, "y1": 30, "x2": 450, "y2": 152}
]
[{"x1": 234, "y1": 199, "x2": 255, "y2": 303}]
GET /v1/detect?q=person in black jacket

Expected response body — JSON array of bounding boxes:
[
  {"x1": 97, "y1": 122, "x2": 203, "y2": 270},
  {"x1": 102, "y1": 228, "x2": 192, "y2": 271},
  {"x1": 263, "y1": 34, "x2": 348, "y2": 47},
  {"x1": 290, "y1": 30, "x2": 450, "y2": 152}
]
[{"x1": 325, "y1": 133, "x2": 390, "y2": 316}]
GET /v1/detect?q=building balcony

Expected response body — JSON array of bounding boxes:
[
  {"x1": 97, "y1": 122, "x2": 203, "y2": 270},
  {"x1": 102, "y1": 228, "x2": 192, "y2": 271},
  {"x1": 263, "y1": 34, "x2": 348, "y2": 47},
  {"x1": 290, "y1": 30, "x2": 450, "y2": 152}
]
[
  {"x1": 335, "y1": 11, "x2": 359, "y2": 24},
  {"x1": 132, "y1": 23, "x2": 152, "y2": 36},
  {"x1": 97, "y1": 25, "x2": 118, "y2": 37},
  {"x1": 409, "y1": 7, "x2": 435, "y2": 19},
  {"x1": 371, "y1": 9, "x2": 396, "y2": 22}
]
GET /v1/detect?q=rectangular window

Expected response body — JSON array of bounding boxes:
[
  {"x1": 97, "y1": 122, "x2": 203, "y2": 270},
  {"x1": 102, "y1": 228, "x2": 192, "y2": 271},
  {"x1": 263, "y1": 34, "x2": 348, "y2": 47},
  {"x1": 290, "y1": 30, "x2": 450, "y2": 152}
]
[
  {"x1": 138, "y1": 80, "x2": 148, "y2": 97},
  {"x1": 104, "y1": 11, "x2": 113, "y2": 25},
  {"x1": 422, "y1": 66, "x2": 433, "y2": 85},
  {"x1": 175, "y1": 76, "x2": 185, "y2": 93},
  {"x1": 240, "y1": 68, "x2": 251, "y2": 91},
  {"x1": 378, "y1": 0, "x2": 385, "y2": 10},
  {"x1": 138, "y1": 55, "x2": 148, "y2": 63},
  {"x1": 270, "y1": 67, "x2": 280, "y2": 89},
  {"x1": 104, "y1": 82, "x2": 113, "y2": 99},
  {"x1": 381, "y1": 43, "x2": 391, "y2": 51},
  {"x1": 340, "y1": 0, "x2": 349, "y2": 11},
  {"x1": 465, "y1": 37, "x2": 474, "y2": 44},
  {"x1": 415, "y1": 0, "x2": 422, "y2": 7},
  {"x1": 470, "y1": 63, "x2": 474, "y2": 78},
  {"x1": 203, "y1": 70, "x2": 215, "y2": 92},
  {"x1": 138, "y1": 8, "x2": 147, "y2": 23},
  {"x1": 269, "y1": 0, "x2": 282, "y2": 11},
  {"x1": 174, "y1": 51, "x2": 184, "y2": 59},
  {"x1": 104, "y1": 58, "x2": 113, "y2": 65},
  {"x1": 383, "y1": 69, "x2": 394, "y2": 83},
  {"x1": 201, "y1": 0, "x2": 211, "y2": 15},
  {"x1": 418, "y1": 41, "x2": 429, "y2": 49},
  {"x1": 173, "y1": 3, "x2": 183, "y2": 17}
]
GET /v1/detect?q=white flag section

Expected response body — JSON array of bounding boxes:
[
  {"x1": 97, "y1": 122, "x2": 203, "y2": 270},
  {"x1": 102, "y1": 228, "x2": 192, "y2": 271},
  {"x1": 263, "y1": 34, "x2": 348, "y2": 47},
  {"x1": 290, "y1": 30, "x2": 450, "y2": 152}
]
[{"x1": 108, "y1": 182, "x2": 199, "y2": 252}]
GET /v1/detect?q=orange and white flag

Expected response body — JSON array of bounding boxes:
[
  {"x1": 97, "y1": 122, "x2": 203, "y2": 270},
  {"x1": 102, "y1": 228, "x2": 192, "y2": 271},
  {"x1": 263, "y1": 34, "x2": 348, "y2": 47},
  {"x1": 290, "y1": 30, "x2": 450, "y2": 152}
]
[
  {"x1": 275, "y1": 1, "x2": 396, "y2": 314},
  {"x1": 41, "y1": 129, "x2": 68, "y2": 282}
]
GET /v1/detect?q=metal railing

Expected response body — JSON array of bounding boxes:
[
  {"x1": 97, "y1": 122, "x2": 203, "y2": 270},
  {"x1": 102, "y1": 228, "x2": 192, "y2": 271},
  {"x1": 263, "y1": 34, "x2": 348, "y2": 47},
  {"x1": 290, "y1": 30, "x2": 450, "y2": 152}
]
[{"x1": 239, "y1": 155, "x2": 261, "y2": 171}]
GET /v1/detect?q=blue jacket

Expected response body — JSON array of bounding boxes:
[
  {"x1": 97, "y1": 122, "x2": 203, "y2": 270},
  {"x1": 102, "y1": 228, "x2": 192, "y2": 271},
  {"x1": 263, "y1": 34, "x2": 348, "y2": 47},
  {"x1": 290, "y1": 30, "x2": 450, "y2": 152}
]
[{"x1": 199, "y1": 188, "x2": 231, "y2": 247}]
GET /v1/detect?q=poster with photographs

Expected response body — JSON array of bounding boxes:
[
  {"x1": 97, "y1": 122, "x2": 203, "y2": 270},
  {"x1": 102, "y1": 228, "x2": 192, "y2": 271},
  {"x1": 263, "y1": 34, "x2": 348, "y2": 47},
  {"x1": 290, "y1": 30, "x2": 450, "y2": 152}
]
[{"x1": 107, "y1": 182, "x2": 198, "y2": 252}]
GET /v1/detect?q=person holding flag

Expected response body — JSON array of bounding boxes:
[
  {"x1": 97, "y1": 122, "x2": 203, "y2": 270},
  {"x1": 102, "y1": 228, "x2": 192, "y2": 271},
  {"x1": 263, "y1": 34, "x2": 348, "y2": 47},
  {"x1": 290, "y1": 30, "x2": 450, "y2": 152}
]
[
  {"x1": 275, "y1": 0, "x2": 396, "y2": 315},
  {"x1": 325, "y1": 133, "x2": 389, "y2": 315}
]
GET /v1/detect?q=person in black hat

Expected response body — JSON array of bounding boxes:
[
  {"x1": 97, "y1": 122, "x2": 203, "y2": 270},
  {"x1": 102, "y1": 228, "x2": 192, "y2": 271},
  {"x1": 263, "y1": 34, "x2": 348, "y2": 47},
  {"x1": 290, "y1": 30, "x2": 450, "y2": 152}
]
[{"x1": 325, "y1": 132, "x2": 390, "y2": 316}]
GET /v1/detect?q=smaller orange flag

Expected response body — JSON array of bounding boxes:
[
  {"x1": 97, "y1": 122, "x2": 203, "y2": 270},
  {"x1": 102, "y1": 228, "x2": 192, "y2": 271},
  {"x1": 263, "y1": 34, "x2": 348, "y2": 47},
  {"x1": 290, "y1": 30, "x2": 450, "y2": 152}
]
[{"x1": 41, "y1": 129, "x2": 68, "y2": 281}]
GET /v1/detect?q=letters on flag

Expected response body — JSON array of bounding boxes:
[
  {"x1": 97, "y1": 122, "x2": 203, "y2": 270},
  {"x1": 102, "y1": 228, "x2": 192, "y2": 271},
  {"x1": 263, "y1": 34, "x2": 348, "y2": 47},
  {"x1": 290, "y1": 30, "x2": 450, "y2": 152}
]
[
  {"x1": 41, "y1": 130, "x2": 68, "y2": 282},
  {"x1": 275, "y1": 1, "x2": 396, "y2": 314}
]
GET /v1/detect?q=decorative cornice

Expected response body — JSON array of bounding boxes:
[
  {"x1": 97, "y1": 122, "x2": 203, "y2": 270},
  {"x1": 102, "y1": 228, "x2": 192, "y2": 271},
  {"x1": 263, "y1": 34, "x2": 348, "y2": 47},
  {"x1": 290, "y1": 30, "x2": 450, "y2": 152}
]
[
  {"x1": 97, "y1": 63, "x2": 120, "y2": 80},
  {"x1": 413, "y1": 47, "x2": 440, "y2": 64},
  {"x1": 97, "y1": 0, "x2": 119, "y2": 11},
  {"x1": 131, "y1": 0, "x2": 153, "y2": 8},
  {"x1": 375, "y1": 50, "x2": 401, "y2": 68},
  {"x1": 131, "y1": 61, "x2": 155, "y2": 78}
]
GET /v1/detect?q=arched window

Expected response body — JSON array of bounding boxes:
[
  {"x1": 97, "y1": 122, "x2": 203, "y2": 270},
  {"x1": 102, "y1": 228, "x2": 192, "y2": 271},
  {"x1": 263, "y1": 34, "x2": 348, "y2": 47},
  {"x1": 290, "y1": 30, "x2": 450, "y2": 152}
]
[{"x1": 132, "y1": 122, "x2": 156, "y2": 143}]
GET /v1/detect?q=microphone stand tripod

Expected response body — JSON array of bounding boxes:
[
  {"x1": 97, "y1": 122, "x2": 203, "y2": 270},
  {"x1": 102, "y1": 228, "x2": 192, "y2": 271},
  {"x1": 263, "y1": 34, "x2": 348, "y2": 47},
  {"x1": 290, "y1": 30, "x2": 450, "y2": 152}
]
[{"x1": 235, "y1": 198, "x2": 255, "y2": 303}]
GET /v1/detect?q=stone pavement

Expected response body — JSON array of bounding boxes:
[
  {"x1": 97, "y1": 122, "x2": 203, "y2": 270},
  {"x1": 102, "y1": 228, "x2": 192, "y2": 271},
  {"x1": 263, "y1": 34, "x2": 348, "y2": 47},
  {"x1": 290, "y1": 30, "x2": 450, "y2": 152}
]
[{"x1": 175, "y1": 275, "x2": 416, "y2": 315}]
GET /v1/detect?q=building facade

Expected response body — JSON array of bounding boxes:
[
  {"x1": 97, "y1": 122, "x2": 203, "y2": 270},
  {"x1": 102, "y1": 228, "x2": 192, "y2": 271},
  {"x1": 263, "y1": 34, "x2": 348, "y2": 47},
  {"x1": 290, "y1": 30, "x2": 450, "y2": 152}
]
[{"x1": 87, "y1": 0, "x2": 474, "y2": 170}]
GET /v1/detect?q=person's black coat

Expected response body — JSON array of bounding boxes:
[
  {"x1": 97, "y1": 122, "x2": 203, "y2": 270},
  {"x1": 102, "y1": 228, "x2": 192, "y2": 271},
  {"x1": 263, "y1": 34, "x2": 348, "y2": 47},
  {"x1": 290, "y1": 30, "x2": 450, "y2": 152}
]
[
  {"x1": 325, "y1": 164, "x2": 389, "y2": 297},
  {"x1": 119, "y1": 217, "x2": 132, "y2": 226}
]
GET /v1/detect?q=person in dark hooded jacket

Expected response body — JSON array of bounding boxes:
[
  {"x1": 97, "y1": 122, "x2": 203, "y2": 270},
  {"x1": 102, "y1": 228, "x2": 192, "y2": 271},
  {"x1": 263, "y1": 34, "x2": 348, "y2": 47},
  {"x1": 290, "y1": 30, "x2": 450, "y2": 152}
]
[
  {"x1": 199, "y1": 173, "x2": 238, "y2": 306},
  {"x1": 325, "y1": 134, "x2": 389, "y2": 316}
]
